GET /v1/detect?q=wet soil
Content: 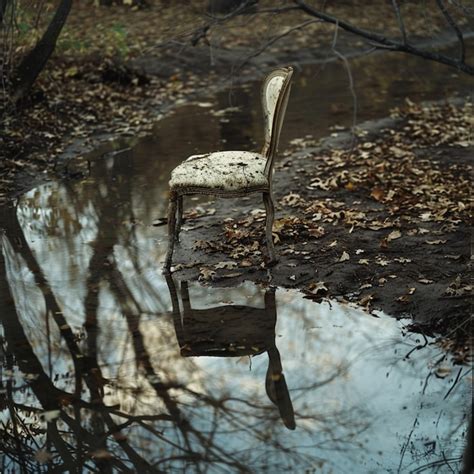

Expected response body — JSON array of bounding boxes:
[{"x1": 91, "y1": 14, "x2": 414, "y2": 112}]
[{"x1": 168, "y1": 115, "x2": 472, "y2": 352}]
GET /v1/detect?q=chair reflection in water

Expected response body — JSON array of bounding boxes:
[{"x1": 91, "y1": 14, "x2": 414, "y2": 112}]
[{"x1": 166, "y1": 275, "x2": 296, "y2": 430}]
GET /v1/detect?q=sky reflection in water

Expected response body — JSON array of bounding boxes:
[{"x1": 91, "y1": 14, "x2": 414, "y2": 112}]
[{"x1": 0, "y1": 176, "x2": 470, "y2": 473}]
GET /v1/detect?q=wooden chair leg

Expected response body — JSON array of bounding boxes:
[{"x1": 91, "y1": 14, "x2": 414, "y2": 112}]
[
  {"x1": 176, "y1": 196, "x2": 183, "y2": 243},
  {"x1": 263, "y1": 192, "x2": 277, "y2": 263},
  {"x1": 164, "y1": 192, "x2": 178, "y2": 270}
]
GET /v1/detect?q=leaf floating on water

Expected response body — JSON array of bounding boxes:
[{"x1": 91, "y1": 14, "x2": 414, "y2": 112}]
[{"x1": 435, "y1": 366, "x2": 452, "y2": 379}]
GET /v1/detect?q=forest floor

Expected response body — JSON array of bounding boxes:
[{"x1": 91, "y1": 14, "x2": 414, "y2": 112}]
[
  {"x1": 170, "y1": 100, "x2": 472, "y2": 359},
  {"x1": 0, "y1": 1, "x2": 472, "y2": 352}
]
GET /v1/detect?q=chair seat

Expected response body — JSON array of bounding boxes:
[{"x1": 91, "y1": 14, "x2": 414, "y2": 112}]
[{"x1": 169, "y1": 151, "x2": 268, "y2": 192}]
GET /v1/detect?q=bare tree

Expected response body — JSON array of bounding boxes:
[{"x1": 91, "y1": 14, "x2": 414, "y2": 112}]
[
  {"x1": 197, "y1": 0, "x2": 474, "y2": 75},
  {"x1": 11, "y1": 0, "x2": 72, "y2": 104}
]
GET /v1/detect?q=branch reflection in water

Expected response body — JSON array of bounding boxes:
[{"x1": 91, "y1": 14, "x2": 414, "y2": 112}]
[{"x1": 0, "y1": 175, "x2": 470, "y2": 473}]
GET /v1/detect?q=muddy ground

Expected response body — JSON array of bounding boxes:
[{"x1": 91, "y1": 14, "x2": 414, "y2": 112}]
[{"x1": 168, "y1": 100, "x2": 472, "y2": 357}]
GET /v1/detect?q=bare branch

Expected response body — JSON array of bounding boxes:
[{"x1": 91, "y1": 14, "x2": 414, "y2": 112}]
[
  {"x1": 391, "y1": 0, "x2": 407, "y2": 45},
  {"x1": 293, "y1": 0, "x2": 473, "y2": 75},
  {"x1": 237, "y1": 19, "x2": 322, "y2": 71},
  {"x1": 435, "y1": 0, "x2": 466, "y2": 63},
  {"x1": 450, "y1": 0, "x2": 474, "y2": 18}
]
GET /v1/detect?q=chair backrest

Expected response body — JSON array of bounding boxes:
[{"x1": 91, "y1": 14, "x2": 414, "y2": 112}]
[{"x1": 261, "y1": 66, "x2": 294, "y2": 177}]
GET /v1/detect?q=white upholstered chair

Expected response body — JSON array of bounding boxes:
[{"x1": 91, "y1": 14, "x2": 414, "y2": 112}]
[{"x1": 164, "y1": 66, "x2": 294, "y2": 270}]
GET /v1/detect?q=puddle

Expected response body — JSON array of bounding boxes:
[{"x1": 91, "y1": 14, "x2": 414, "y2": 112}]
[
  {"x1": 1, "y1": 46, "x2": 473, "y2": 471},
  {"x1": 1, "y1": 188, "x2": 471, "y2": 472}
]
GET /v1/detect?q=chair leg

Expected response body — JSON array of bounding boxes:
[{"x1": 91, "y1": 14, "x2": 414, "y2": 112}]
[
  {"x1": 176, "y1": 196, "x2": 183, "y2": 243},
  {"x1": 263, "y1": 192, "x2": 277, "y2": 263},
  {"x1": 164, "y1": 192, "x2": 178, "y2": 270}
]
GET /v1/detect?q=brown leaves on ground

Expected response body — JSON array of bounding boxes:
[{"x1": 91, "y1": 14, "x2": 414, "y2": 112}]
[{"x1": 282, "y1": 101, "x2": 471, "y2": 238}]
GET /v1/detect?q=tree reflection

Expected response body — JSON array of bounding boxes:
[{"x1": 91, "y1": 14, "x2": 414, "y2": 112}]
[{"x1": 0, "y1": 156, "x2": 469, "y2": 472}]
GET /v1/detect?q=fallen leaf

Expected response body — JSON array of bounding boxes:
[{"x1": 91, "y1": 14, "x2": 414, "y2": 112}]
[
  {"x1": 418, "y1": 278, "x2": 434, "y2": 284},
  {"x1": 394, "y1": 257, "x2": 412, "y2": 264},
  {"x1": 338, "y1": 251, "x2": 350, "y2": 262},
  {"x1": 307, "y1": 281, "x2": 328, "y2": 295},
  {"x1": 370, "y1": 187, "x2": 384, "y2": 201},
  {"x1": 198, "y1": 267, "x2": 216, "y2": 281},
  {"x1": 359, "y1": 294, "x2": 373, "y2": 306},
  {"x1": 214, "y1": 261, "x2": 237, "y2": 270},
  {"x1": 387, "y1": 230, "x2": 402, "y2": 241}
]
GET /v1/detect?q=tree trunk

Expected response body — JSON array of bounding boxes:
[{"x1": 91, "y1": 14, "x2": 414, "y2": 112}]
[
  {"x1": 11, "y1": 0, "x2": 72, "y2": 104},
  {"x1": 0, "y1": 0, "x2": 8, "y2": 25}
]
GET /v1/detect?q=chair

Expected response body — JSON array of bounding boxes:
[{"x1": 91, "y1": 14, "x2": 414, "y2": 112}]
[
  {"x1": 164, "y1": 66, "x2": 294, "y2": 270},
  {"x1": 165, "y1": 275, "x2": 296, "y2": 430}
]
